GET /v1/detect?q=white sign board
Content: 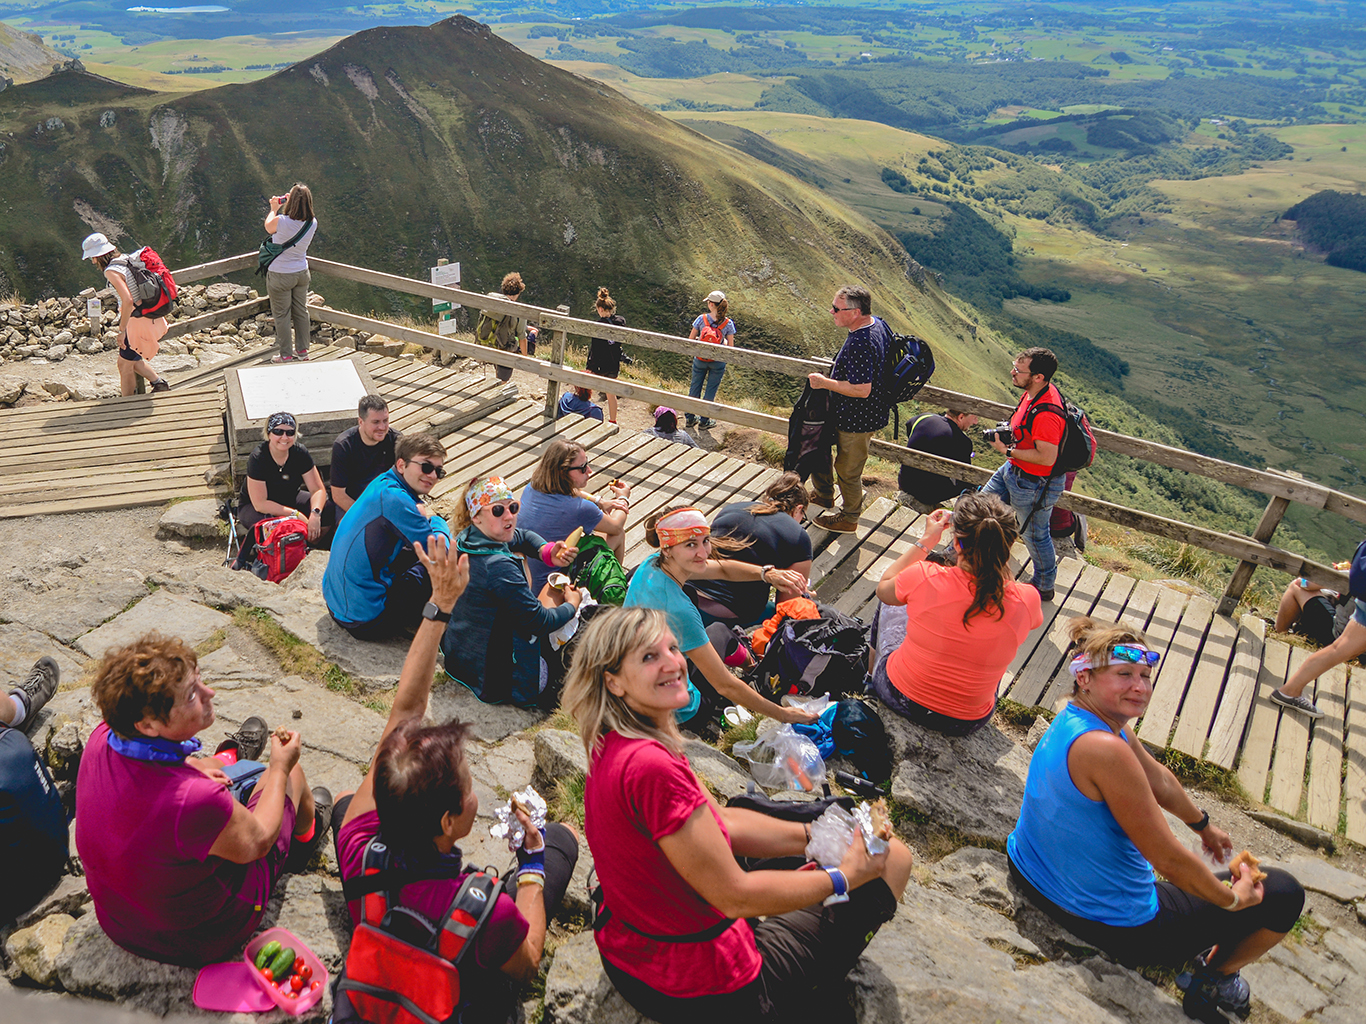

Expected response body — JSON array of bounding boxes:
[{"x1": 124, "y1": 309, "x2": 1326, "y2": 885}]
[
  {"x1": 87, "y1": 298, "x2": 101, "y2": 319},
  {"x1": 431, "y1": 262, "x2": 460, "y2": 307},
  {"x1": 238, "y1": 360, "x2": 369, "y2": 420},
  {"x1": 438, "y1": 317, "x2": 459, "y2": 336}
]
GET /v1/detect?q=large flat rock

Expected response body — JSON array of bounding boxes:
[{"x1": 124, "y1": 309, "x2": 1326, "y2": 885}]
[
  {"x1": 427, "y1": 678, "x2": 545, "y2": 743},
  {"x1": 1270, "y1": 856, "x2": 1366, "y2": 903},
  {"x1": 0, "y1": 622, "x2": 89, "y2": 695},
  {"x1": 4, "y1": 572, "x2": 150, "y2": 644},
  {"x1": 74, "y1": 590, "x2": 231, "y2": 659}
]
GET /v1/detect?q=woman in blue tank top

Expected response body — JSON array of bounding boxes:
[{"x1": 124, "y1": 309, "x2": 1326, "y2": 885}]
[{"x1": 1008, "y1": 616, "x2": 1304, "y2": 1024}]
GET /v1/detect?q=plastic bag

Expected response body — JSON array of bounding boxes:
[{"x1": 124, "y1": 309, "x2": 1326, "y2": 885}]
[
  {"x1": 790, "y1": 701, "x2": 840, "y2": 760},
  {"x1": 733, "y1": 725, "x2": 826, "y2": 791},
  {"x1": 805, "y1": 800, "x2": 891, "y2": 906}
]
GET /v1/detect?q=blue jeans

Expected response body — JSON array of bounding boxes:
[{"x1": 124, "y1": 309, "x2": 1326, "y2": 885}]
[
  {"x1": 981, "y1": 462, "x2": 1065, "y2": 592},
  {"x1": 687, "y1": 358, "x2": 726, "y2": 418}
]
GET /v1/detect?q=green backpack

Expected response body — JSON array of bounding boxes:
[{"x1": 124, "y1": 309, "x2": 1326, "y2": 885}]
[
  {"x1": 570, "y1": 535, "x2": 628, "y2": 605},
  {"x1": 475, "y1": 310, "x2": 502, "y2": 346}
]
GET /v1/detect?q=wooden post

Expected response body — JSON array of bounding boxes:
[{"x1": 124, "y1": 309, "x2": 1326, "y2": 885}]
[
  {"x1": 542, "y1": 315, "x2": 569, "y2": 420},
  {"x1": 1218, "y1": 495, "x2": 1290, "y2": 615}
]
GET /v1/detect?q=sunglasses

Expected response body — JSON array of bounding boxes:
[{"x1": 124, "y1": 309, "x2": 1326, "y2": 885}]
[
  {"x1": 269, "y1": 428, "x2": 296, "y2": 437},
  {"x1": 416, "y1": 461, "x2": 447, "y2": 479},
  {"x1": 1112, "y1": 644, "x2": 1160, "y2": 666},
  {"x1": 568, "y1": 462, "x2": 590, "y2": 472},
  {"x1": 831, "y1": 305, "x2": 856, "y2": 313},
  {"x1": 489, "y1": 501, "x2": 520, "y2": 518}
]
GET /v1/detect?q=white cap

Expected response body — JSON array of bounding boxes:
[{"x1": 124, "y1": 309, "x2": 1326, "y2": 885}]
[
  {"x1": 81, "y1": 232, "x2": 116, "y2": 260},
  {"x1": 706, "y1": 290, "x2": 726, "y2": 304}
]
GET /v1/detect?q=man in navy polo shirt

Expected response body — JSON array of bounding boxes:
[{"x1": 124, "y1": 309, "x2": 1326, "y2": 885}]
[{"x1": 805, "y1": 284, "x2": 890, "y2": 533}]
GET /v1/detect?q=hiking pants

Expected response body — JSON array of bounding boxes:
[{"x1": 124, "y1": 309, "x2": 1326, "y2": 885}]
[
  {"x1": 809, "y1": 430, "x2": 873, "y2": 516},
  {"x1": 267, "y1": 267, "x2": 311, "y2": 357}
]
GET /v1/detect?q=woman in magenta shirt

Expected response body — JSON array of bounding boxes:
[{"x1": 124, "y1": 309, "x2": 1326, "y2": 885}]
[
  {"x1": 563, "y1": 606, "x2": 912, "y2": 1023},
  {"x1": 871, "y1": 493, "x2": 1042, "y2": 736}
]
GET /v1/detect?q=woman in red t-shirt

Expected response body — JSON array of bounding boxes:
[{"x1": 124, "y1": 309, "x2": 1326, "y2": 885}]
[
  {"x1": 870, "y1": 492, "x2": 1043, "y2": 736},
  {"x1": 563, "y1": 606, "x2": 913, "y2": 1024}
]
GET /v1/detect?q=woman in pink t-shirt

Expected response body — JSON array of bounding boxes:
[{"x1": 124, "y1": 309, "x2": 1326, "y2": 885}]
[
  {"x1": 871, "y1": 492, "x2": 1042, "y2": 736},
  {"x1": 563, "y1": 607, "x2": 913, "y2": 1024}
]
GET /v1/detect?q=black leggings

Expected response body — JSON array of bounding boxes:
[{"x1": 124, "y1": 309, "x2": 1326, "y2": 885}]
[{"x1": 1008, "y1": 856, "x2": 1304, "y2": 969}]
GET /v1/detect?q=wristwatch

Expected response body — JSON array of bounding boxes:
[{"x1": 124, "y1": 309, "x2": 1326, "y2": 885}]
[{"x1": 421, "y1": 601, "x2": 452, "y2": 624}]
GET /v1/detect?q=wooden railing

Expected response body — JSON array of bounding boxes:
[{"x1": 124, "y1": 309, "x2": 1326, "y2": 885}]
[{"x1": 171, "y1": 253, "x2": 1360, "y2": 612}]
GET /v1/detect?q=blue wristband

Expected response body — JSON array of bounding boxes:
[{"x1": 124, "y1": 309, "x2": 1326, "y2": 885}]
[
  {"x1": 823, "y1": 867, "x2": 849, "y2": 905},
  {"x1": 516, "y1": 846, "x2": 546, "y2": 872}
]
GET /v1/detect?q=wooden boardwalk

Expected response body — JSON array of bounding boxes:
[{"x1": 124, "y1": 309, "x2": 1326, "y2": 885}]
[{"x1": 2, "y1": 360, "x2": 1361, "y2": 844}]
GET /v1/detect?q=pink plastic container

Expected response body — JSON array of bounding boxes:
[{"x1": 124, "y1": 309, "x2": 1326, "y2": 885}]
[{"x1": 243, "y1": 926, "x2": 329, "y2": 1016}]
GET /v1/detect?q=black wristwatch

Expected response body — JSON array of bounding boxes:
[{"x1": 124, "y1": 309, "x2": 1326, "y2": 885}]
[
  {"x1": 421, "y1": 601, "x2": 452, "y2": 624},
  {"x1": 1187, "y1": 809, "x2": 1211, "y2": 832}
]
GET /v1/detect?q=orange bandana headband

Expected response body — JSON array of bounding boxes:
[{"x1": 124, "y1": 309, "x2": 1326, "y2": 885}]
[{"x1": 655, "y1": 507, "x2": 709, "y2": 548}]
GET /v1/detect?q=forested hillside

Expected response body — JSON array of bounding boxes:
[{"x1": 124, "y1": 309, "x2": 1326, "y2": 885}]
[{"x1": 1283, "y1": 190, "x2": 1366, "y2": 273}]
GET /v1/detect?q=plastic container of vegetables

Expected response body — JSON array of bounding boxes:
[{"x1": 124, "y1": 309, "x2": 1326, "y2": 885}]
[{"x1": 243, "y1": 926, "x2": 328, "y2": 1015}]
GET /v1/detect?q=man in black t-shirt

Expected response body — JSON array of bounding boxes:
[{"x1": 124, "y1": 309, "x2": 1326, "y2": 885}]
[
  {"x1": 897, "y1": 409, "x2": 978, "y2": 508},
  {"x1": 326, "y1": 395, "x2": 401, "y2": 529}
]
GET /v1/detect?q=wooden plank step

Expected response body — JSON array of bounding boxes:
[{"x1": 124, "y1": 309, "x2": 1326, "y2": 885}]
[
  {"x1": 0, "y1": 437, "x2": 228, "y2": 479},
  {"x1": 1171, "y1": 612, "x2": 1241, "y2": 760},
  {"x1": 998, "y1": 558, "x2": 1084, "y2": 703},
  {"x1": 1023, "y1": 563, "x2": 1111, "y2": 711},
  {"x1": 1306, "y1": 662, "x2": 1348, "y2": 832},
  {"x1": 1088, "y1": 573, "x2": 1137, "y2": 626},
  {"x1": 829, "y1": 508, "x2": 928, "y2": 618},
  {"x1": 807, "y1": 498, "x2": 900, "y2": 592},
  {"x1": 1267, "y1": 645, "x2": 1317, "y2": 816},
  {"x1": 1345, "y1": 666, "x2": 1366, "y2": 844},
  {"x1": 620, "y1": 451, "x2": 772, "y2": 564},
  {"x1": 0, "y1": 393, "x2": 224, "y2": 438},
  {"x1": 813, "y1": 504, "x2": 920, "y2": 610},
  {"x1": 1206, "y1": 616, "x2": 1268, "y2": 770},
  {"x1": 0, "y1": 383, "x2": 221, "y2": 422},
  {"x1": 0, "y1": 415, "x2": 225, "y2": 461},
  {"x1": 0, "y1": 453, "x2": 229, "y2": 501},
  {"x1": 1137, "y1": 594, "x2": 1215, "y2": 748},
  {"x1": 0, "y1": 480, "x2": 223, "y2": 519},
  {"x1": 1236, "y1": 638, "x2": 1292, "y2": 804}
]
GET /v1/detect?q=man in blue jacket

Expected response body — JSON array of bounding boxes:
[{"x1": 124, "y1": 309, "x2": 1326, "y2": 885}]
[{"x1": 323, "y1": 433, "x2": 451, "y2": 640}]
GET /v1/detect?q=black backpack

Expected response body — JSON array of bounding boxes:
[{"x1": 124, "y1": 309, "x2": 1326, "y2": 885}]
[
  {"x1": 1024, "y1": 383, "x2": 1096, "y2": 477},
  {"x1": 883, "y1": 332, "x2": 935, "y2": 440},
  {"x1": 1348, "y1": 537, "x2": 1366, "y2": 600},
  {"x1": 751, "y1": 609, "x2": 871, "y2": 701}
]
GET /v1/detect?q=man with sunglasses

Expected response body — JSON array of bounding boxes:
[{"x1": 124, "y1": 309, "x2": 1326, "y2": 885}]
[
  {"x1": 323, "y1": 433, "x2": 453, "y2": 641},
  {"x1": 805, "y1": 285, "x2": 891, "y2": 533}
]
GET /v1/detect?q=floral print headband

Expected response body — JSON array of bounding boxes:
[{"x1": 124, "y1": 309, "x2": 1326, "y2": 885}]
[{"x1": 466, "y1": 474, "x2": 516, "y2": 514}]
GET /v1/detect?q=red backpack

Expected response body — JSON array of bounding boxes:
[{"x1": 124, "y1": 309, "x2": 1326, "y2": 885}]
[
  {"x1": 334, "y1": 839, "x2": 504, "y2": 1024},
  {"x1": 249, "y1": 516, "x2": 309, "y2": 583},
  {"x1": 126, "y1": 246, "x2": 178, "y2": 319},
  {"x1": 696, "y1": 315, "x2": 729, "y2": 363}
]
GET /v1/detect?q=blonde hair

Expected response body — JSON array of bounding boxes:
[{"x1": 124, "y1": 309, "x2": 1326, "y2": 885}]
[
  {"x1": 1067, "y1": 616, "x2": 1152, "y2": 694},
  {"x1": 450, "y1": 474, "x2": 481, "y2": 532},
  {"x1": 563, "y1": 607, "x2": 685, "y2": 758}
]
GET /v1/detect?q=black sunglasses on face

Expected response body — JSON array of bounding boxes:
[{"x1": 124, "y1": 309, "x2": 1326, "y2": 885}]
[
  {"x1": 831, "y1": 305, "x2": 856, "y2": 313},
  {"x1": 489, "y1": 502, "x2": 520, "y2": 518},
  {"x1": 417, "y1": 461, "x2": 447, "y2": 479},
  {"x1": 270, "y1": 428, "x2": 296, "y2": 437},
  {"x1": 568, "y1": 462, "x2": 589, "y2": 472}
]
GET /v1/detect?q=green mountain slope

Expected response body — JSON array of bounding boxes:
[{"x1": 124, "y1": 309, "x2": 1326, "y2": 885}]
[{"x1": 0, "y1": 15, "x2": 1020, "y2": 404}]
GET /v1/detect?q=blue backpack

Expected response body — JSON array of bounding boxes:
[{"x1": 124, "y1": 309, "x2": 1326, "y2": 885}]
[{"x1": 883, "y1": 332, "x2": 935, "y2": 440}]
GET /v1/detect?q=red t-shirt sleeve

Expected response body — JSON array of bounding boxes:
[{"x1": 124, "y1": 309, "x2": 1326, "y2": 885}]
[
  {"x1": 174, "y1": 773, "x2": 235, "y2": 861},
  {"x1": 626, "y1": 743, "x2": 708, "y2": 843},
  {"x1": 895, "y1": 559, "x2": 934, "y2": 604},
  {"x1": 1029, "y1": 409, "x2": 1065, "y2": 446}
]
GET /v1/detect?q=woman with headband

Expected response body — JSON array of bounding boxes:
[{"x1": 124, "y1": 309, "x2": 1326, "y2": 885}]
[
  {"x1": 871, "y1": 493, "x2": 1041, "y2": 736},
  {"x1": 624, "y1": 507, "x2": 817, "y2": 728},
  {"x1": 1008, "y1": 616, "x2": 1303, "y2": 1023},
  {"x1": 231, "y1": 411, "x2": 327, "y2": 569},
  {"x1": 441, "y1": 475, "x2": 582, "y2": 708}
]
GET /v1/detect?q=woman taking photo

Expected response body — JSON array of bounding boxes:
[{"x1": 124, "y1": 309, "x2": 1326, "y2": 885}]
[
  {"x1": 563, "y1": 607, "x2": 912, "y2": 1024},
  {"x1": 693, "y1": 473, "x2": 813, "y2": 628},
  {"x1": 81, "y1": 232, "x2": 170, "y2": 397},
  {"x1": 1008, "y1": 616, "x2": 1304, "y2": 1023},
  {"x1": 587, "y1": 286, "x2": 626, "y2": 424},
  {"x1": 334, "y1": 535, "x2": 579, "y2": 1024},
  {"x1": 231, "y1": 412, "x2": 327, "y2": 569},
  {"x1": 625, "y1": 507, "x2": 815, "y2": 728},
  {"x1": 441, "y1": 474, "x2": 580, "y2": 708},
  {"x1": 685, "y1": 290, "x2": 735, "y2": 429},
  {"x1": 518, "y1": 439, "x2": 630, "y2": 594},
  {"x1": 264, "y1": 184, "x2": 318, "y2": 362},
  {"x1": 871, "y1": 493, "x2": 1041, "y2": 736}
]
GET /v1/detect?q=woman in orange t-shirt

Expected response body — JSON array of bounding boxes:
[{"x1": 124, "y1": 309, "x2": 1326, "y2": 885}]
[{"x1": 870, "y1": 493, "x2": 1042, "y2": 736}]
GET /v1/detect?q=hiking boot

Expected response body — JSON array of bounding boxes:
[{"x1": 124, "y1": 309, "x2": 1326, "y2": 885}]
[
  {"x1": 1178, "y1": 957, "x2": 1251, "y2": 1022},
  {"x1": 9, "y1": 656, "x2": 59, "y2": 731},
  {"x1": 699, "y1": 418, "x2": 716, "y2": 428},
  {"x1": 1270, "y1": 689, "x2": 1324, "y2": 719},
  {"x1": 310, "y1": 786, "x2": 334, "y2": 843},
  {"x1": 808, "y1": 493, "x2": 835, "y2": 510},
  {"x1": 1032, "y1": 582, "x2": 1055, "y2": 602},
  {"x1": 684, "y1": 414, "x2": 697, "y2": 427},
  {"x1": 216, "y1": 715, "x2": 270, "y2": 762},
  {"x1": 815, "y1": 511, "x2": 859, "y2": 534},
  {"x1": 150, "y1": 378, "x2": 170, "y2": 393}
]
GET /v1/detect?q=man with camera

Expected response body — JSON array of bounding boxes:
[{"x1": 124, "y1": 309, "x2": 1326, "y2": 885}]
[{"x1": 981, "y1": 348, "x2": 1067, "y2": 601}]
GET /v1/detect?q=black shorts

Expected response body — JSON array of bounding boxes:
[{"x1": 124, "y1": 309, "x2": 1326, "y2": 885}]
[
  {"x1": 1008, "y1": 856, "x2": 1304, "y2": 969},
  {"x1": 602, "y1": 875, "x2": 897, "y2": 1024},
  {"x1": 118, "y1": 339, "x2": 142, "y2": 361},
  {"x1": 1296, "y1": 595, "x2": 1340, "y2": 648}
]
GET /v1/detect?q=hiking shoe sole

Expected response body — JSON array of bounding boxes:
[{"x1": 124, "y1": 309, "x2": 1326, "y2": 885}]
[
  {"x1": 10, "y1": 656, "x2": 59, "y2": 728},
  {"x1": 1270, "y1": 689, "x2": 1324, "y2": 719},
  {"x1": 218, "y1": 715, "x2": 271, "y2": 762},
  {"x1": 150, "y1": 379, "x2": 171, "y2": 393}
]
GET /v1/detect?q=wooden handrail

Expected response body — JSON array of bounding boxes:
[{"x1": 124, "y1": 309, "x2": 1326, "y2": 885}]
[{"x1": 173, "y1": 254, "x2": 1361, "y2": 606}]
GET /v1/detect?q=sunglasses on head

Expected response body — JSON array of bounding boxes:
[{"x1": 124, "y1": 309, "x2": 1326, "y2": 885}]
[
  {"x1": 416, "y1": 461, "x2": 446, "y2": 479},
  {"x1": 1112, "y1": 644, "x2": 1160, "y2": 666},
  {"x1": 489, "y1": 501, "x2": 520, "y2": 518},
  {"x1": 270, "y1": 427, "x2": 296, "y2": 437}
]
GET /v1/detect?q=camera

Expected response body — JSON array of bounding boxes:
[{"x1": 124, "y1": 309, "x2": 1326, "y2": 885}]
[{"x1": 983, "y1": 422, "x2": 1020, "y2": 445}]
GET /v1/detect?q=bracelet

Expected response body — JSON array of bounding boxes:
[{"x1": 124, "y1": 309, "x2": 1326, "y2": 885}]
[
  {"x1": 540, "y1": 542, "x2": 557, "y2": 566},
  {"x1": 517, "y1": 873, "x2": 546, "y2": 888},
  {"x1": 761, "y1": 564, "x2": 774, "y2": 583},
  {"x1": 823, "y1": 867, "x2": 850, "y2": 906},
  {"x1": 1224, "y1": 887, "x2": 1240, "y2": 911},
  {"x1": 914, "y1": 540, "x2": 932, "y2": 554},
  {"x1": 1187, "y1": 809, "x2": 1211, "y2": 832},
  {"x1": 516, "y1": 845, "x2": 546, "y2": 871}
]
